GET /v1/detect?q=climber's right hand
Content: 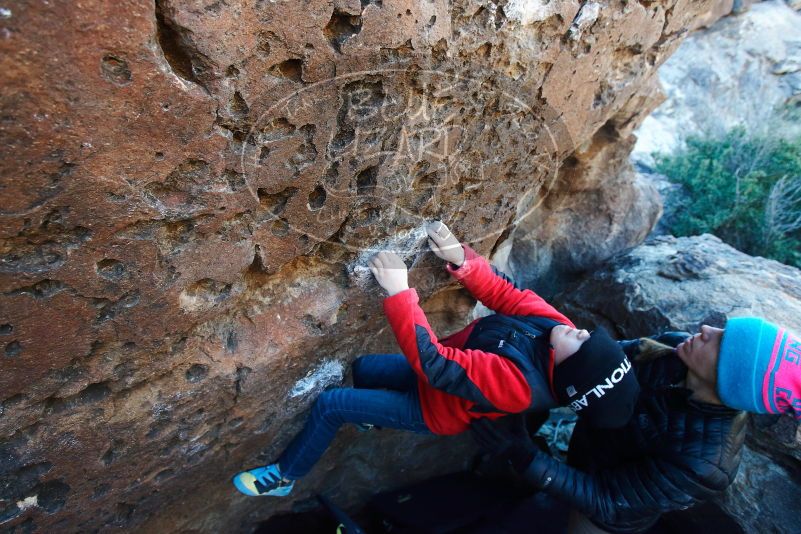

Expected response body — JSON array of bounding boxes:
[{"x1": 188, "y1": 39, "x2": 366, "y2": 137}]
[
  {"x1": 368, "y1": 251, "x2": 409, "y2": 296},
  {"x1": 426, "y1": 221, "x2": 465, "y2": 267}
]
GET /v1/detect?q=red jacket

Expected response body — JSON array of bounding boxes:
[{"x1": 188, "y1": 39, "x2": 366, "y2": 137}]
[{"x1": 383, "y1": 245, "x2": 575, "y2": 435}]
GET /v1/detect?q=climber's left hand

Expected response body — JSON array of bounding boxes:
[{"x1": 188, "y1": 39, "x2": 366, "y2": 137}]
[{"x1": 368, "y1": 251, "x2": 409, "y2": 296}]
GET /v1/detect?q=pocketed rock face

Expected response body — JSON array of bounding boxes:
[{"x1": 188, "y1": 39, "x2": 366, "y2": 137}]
[
  {"x1": 554, "y1": 234, "x2": 801, "y2": 533},
  {"x1": 0, "y1": 1, "x2": 730, "y2": 532}
]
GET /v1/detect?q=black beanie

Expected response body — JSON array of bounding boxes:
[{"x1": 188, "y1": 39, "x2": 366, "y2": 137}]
[{"x1": 552, "y1": 327, "x2": 640, "y2": 429}]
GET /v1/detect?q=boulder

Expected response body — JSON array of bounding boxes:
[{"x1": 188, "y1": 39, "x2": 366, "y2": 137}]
[
  {"x1": 638, "y1": 170, "x2": 683, "y2": 237},
  {"x1": 718, "y1": 445, "x2": 801, "y2": 534},
  {"x1": 555, "y1": 234, "x2": 801, "y2": 336},
  {"x1": 0, "y1": 1, "x2": 733, "y2": 531}
]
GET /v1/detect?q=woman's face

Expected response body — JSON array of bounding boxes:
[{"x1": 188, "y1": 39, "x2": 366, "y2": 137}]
[
  {"x1": 550, "y1": 324, "x2": 591, "y2": 361},
  {"x1": 676, "y1": 325, "x2": 724, "y2": 385}
]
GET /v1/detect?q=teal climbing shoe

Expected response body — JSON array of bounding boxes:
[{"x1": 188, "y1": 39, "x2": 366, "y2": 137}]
[{"x1": 232, "y1": 463, "x2": 295, "y2": 497}]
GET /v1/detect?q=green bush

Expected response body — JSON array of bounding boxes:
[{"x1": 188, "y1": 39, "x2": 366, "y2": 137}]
[{"x1": 654, "y1": 128, "x2": 801, "y2": 267}]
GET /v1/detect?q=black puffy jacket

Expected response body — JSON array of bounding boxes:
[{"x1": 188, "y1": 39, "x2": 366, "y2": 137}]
[{"x1": 522, "y1": 333, "x2": 748, "y2": 533}]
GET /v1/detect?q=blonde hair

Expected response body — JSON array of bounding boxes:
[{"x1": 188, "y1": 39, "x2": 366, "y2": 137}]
[{"x1": 634, "y1": 338, "x2": 675, "y2": 362}]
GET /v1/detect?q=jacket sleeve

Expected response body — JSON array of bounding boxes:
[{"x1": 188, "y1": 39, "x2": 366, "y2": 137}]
[
  {"x1": 521, "y1": 449, "x2": 729, "y2": 526},
  {"x1": 446, "y1": 245, "x2": 575, "y2": 327},
  {"x1": 383, "y1": 288, "x2": 531, "y2": 413}
]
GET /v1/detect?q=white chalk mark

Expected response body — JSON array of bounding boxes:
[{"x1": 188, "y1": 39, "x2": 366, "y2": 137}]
[
  {"x1": 505, "y1": 0, "x2": 560, "y2": 25},
  {"x1": 288, "y1": 359, "x2": 344, "y2": 399},
  {"x1": 16, "y1": 495, "x2": 38, "y2": 512},
  {"x1": 568, "y1": 2, "x2": 601, "y2": 40},
  {"x1": 348, "y1": 225, "x2": 429, "y2": 289}
]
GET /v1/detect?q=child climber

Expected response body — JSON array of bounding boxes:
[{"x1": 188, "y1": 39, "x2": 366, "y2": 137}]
[{"x1": 232, "y1": 221, "x2": 639, "y2": 497}]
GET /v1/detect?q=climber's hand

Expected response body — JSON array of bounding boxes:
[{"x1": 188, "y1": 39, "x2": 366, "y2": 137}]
[
  {"x1": 426, "y1": 221, "x2": 464, "y2": 267},
  {"x1": 368, "y1": 251, "x2": 409, "y2": 296}
]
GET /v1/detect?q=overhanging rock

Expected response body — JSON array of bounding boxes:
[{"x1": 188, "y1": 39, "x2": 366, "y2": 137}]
[{"x1": 0, "y1": 1, "x2": 733, "y2": 531}]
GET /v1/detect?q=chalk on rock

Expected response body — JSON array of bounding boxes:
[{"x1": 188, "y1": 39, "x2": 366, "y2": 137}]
[
  {"x1": 288, "y1": 359, "x2": 345, "y2": 399},
  {"x1": 347, "y1": 225, "x2": 430, "y2": 290},
  {"x1": 568, "y1": 2, "x2": 601, "y2": 40}
]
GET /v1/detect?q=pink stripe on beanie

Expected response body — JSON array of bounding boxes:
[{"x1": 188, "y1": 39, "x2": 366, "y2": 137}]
[{"x1": 717, "y1": 317, "x2": 801, "y2": 419}]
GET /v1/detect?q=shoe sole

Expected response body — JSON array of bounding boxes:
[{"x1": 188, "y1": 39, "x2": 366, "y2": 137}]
[{"x1": 232, "y1": 471, "x2": 294, "y2": 497}]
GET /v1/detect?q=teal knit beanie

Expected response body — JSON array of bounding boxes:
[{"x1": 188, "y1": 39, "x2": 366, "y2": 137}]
[{"x1": 717, "y1": 317, "x2": 801, "y2": 419}]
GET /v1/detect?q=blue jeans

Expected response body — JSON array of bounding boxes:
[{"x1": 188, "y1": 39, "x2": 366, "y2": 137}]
[{"x1": 277, "y1": 354, "x2": 431, "y2": 479}]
